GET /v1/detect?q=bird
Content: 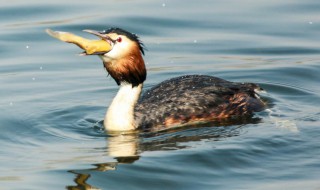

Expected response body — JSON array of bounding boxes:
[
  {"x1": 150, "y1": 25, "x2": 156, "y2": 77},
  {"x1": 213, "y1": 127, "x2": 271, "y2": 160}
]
[{"x1": 47, "y1": 28, "x2": 266, "y2": 132}]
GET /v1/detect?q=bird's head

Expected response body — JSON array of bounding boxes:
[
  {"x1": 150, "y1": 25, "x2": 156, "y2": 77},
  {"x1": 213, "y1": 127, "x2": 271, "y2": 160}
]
[
  {"x1": 84, "y1": 28, "x2": 146, "y2": 87},
  {"x1": 46, "y1": 27, "x2": 146, "y2": 87}
]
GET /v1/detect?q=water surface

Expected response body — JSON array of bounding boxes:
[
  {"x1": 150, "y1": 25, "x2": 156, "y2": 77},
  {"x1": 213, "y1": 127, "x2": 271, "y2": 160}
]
[{"x1": 1, "y1": 0, "x2": 320, "y2": 189}]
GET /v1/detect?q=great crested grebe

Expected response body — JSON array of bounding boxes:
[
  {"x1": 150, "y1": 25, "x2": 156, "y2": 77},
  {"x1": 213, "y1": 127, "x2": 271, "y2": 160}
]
[{"x1": 47, "y1": 28, "x2": 266, "y2": 131}]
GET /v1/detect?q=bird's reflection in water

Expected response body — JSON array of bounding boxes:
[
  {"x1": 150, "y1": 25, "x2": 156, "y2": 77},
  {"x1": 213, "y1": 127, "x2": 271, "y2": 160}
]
[
  {"x1": 66, "y1": 171, "x2": 99, "y2": 190},
  {"x1": 66, "y1": 131, "x2": 141, "y2": 190},
  {"x1": 66, "y1": 116, "x2": 261, "y2": 189}
]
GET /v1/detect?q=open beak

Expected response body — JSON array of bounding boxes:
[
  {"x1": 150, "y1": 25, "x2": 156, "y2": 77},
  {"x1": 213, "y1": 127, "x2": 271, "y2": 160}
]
[
  {"x1": 83, "y1": 29, "x2": 116, "y2": 45},
  {"x1": 46, "y1": 28, "x2": 113, "y2": 55}
]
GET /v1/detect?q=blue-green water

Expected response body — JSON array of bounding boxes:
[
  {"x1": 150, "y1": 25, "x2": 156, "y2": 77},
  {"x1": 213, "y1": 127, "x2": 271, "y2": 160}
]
[{"x1": 1, "y1": 0, "x2": 320, "y2": 189}]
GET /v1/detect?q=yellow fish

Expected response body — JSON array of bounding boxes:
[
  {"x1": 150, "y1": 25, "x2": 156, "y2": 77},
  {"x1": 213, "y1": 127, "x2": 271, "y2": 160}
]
[{"x1": 46, "y1": 29, "x2": 112, "y2": 55}]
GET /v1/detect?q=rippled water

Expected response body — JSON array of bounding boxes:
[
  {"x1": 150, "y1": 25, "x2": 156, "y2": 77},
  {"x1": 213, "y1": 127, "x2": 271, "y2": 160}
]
[{"x1": 1, "y1": 0, "x2": 320, "y2": 189}]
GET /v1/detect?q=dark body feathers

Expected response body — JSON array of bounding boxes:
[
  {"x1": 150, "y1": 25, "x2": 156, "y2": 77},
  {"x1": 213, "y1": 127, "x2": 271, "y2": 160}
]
[{"x1": 134, "y1": 75, "x2": 265, "y2": 131}]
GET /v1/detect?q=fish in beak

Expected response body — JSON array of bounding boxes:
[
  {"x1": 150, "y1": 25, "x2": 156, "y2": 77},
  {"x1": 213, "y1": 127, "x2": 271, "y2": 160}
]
[{"x1": 45, "y1": 28, "x2": 113, "y2": 55}]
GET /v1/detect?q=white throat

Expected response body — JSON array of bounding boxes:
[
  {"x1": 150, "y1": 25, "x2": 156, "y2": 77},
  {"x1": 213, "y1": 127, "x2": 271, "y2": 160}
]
[{"x1": 104, "y1": 83, "x2": 143, "y2": 131}]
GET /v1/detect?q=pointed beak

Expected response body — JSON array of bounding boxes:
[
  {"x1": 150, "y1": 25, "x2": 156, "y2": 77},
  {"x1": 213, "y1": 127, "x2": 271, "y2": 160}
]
[
  {"x1": 83, "y1": 29, "x2": 115, "y2": 44},
  {"x1": 46, "y1": 28, "x2": 113, "y2": 55}
]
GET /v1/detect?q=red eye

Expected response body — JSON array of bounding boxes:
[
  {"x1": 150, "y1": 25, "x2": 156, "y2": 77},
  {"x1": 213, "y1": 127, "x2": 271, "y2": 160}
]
[{"x1": 117, "y1": 37, "x2": 122, "y2": 43}]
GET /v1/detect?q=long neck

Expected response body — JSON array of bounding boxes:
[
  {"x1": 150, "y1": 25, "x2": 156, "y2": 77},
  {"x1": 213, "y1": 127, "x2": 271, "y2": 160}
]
[{"x1": 104, "y1": 83, "x2": 143, "y2": 131}]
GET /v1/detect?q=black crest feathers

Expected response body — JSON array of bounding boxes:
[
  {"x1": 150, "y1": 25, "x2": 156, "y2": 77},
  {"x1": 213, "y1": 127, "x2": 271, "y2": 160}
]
[{"x1": 102, "y1": 28, "x2": 145, "y2": 55}]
